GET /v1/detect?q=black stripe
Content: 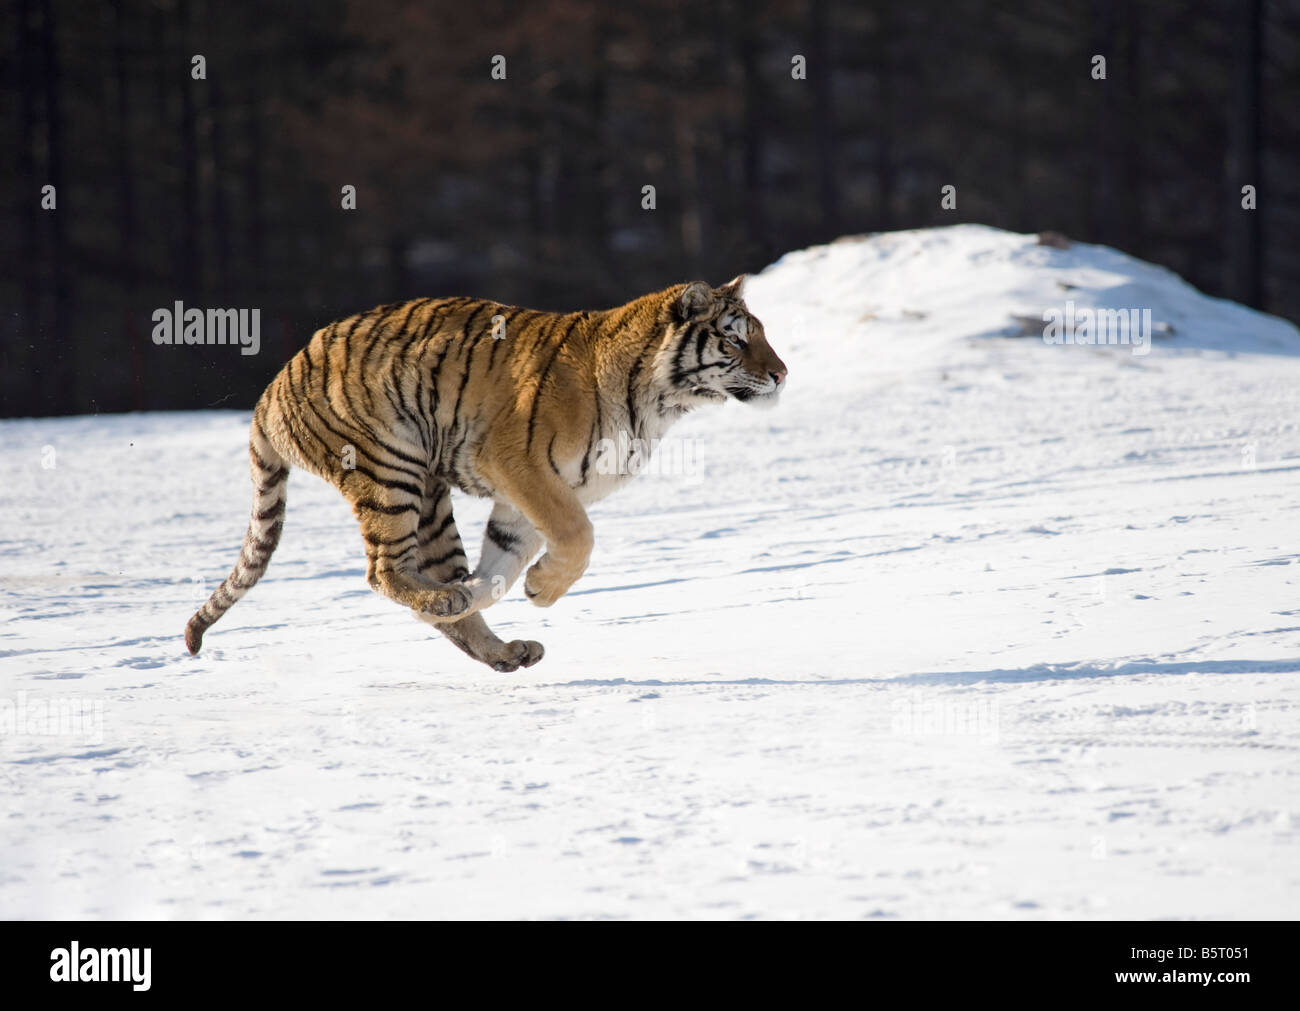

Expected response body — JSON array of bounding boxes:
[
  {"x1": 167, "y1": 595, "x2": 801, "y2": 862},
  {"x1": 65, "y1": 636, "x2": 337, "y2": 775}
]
[
  {"x1": 286, "y1": 351, "x2": 307, "y2": 403},
  {"x1": 450, "y1": 311, "x2": 492, "y2": 426},
  {"x1": 670, "y1": 323, "x2": 704, "y2": 384},
  {"x1": 526, "y1": 314, "x2": 583, "y2": 450},
  {"x1": 363, "y1": 530, "x2": 419, "y2": 548},
  {"x1": 418, "y1": 511, "x2": 456, "y2": 547},
  {"x1": 390, "y1": 304, "x2": 437, "y2": 433},
  {"x1": 301, "y1": 339, "x2": 315, "y2": 386},
  {"x1": 357, "y1": 304, "x2": 407, "y2": 415},
  {"x1": 269, "y1": 382, "x2": 317, "y2": 464},
  {"x1": 297, "y1": 397, "x2": 425, "y2": 486},
  {"x1": 334, "y1": 366, "x2": 427, "y2": 470},
  {"x1": 485, "y1": 520, "x2": 520, "y2": 554},
  {"x1": 487, "y1": 306, "x2": 525, "y2": 370},
  {"x1": 396, "y1": 306, "x2": 439, "y2": 442},
  {"x1": 444, "y1": 304, "x2": 494, "y2": 445},
  {"x1": 349, "y1": 464, "x2": 423, "y2": 500},
  {"x1": 418, "y1": 481, "x2": 448, "y2": 520},
  {"x1": 459, "y1": 302, "x2": 495, "y2": 347},
  {"x1": 675, "y1": 354, "x2": 727, "y2": 379},
  {"x1": 447, "y1": 444, "x2": 471, "y2": 493},
  {"x1": 381, "y1": 297, "x2": 426, "y2": 344},
  {"x1": 354, "y1": 499, "x2": 419, "y2": 516},
  {"x1": 418, "y1": 546, "x2": 467, "y2": 571},
  {"x1": 418, "y1": 297, "x2": 470, "y2": 352},
  {"x1": 408, "y1": 299, "x2": 466, "y2": 451},
  {"x1": 411, "y1": 373, "x2": 435, "y2": 451},
  {"x1": 318, "y1": 319, "x2": 341, "y2": 347},
  {"x1": 425, "y1": 323, "x2": 463, "y2": 419},
  {"x1": 248, "y1": 521, "x2": 284, "y2": 555},
  {"x1": 381, "y1": 374, "x2": 412, "y2": 429},
  {"x1": 362, "y1": 299, "x2": 426, "y2": 415},
  {"x1": 251, "y1": 450, "x2": 282, "y2": 475},
  {"x1": 521, "y1": 312, "x2": 562, "y2": 364},
  {"x1": 332, "y1": 306, "x2": 380, "y2": 414},
  {"x1": 580, "y1": 432, "x2": 595, "y2": 485},
  {"x1": 581, "y1": 391, "x2": 603, "y2": 485},
  {"x1": 694, "y1": 327, "x2": 710, "y2": 364},
  {"x1": 416, "y1": 294, "x2": 467, "y2": 358},
  {"x1": 319, "y1": 319, "x2": 336, "y2": 415},
  {"x1": 331, "y1": 309, "x2": 430, "y2": 469},
  {"x1": 626, "y1": 356, "x2": 644, "y2": 438}
]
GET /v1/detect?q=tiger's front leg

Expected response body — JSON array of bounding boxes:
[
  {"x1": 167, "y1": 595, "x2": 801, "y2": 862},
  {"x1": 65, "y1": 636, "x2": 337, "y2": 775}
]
[
  {"x1": 461, "y1": 501, "x2": 544, "y2": 611},
  {"x1": 523, "y1": 524, "x2": 592, "y2": 607},
  {"x1": 482, "y1": 463, "x2": 594, "y2": 608}
]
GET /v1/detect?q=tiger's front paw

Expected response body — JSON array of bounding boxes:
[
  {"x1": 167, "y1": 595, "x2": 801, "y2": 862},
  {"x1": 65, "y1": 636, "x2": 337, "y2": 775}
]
[{"x1": 523, "y1": 555, "x2": 575, "y2": 607}]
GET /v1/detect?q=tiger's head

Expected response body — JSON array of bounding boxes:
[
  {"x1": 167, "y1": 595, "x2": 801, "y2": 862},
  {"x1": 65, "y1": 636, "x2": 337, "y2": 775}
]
[{"x1": 665, "y1": 276, "x2": 787, "y2": 409}]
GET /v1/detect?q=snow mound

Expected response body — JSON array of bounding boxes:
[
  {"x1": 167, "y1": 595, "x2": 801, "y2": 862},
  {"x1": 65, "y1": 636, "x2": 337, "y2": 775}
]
[{"x1": 746, "y1": 224, "x2": 1300, "y2": 376}]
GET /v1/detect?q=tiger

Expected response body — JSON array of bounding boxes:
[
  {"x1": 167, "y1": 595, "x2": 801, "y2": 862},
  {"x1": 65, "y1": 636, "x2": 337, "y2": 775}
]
[{"x1": 184, "y1": 275, "x2": 787, "y2": 672}]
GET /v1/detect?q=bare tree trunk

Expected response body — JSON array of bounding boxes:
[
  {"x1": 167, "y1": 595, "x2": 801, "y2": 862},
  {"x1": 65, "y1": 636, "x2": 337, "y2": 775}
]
[
  {"x1": 36, "y1": 0, "x2": 71, "y2": 405},
  {"x1": 16, "y1": 0, "x2": 40, "y2": 352},
  {"x1": 1227, "y1": 0, "x2": 1264, "y2": 308},
  {"x1": 675, "y1": 108, "x2": 704, "y2": 273},
  {"x1": 111, "y1": 0, "x2": 137, "y2": 293},
  {"x1": 589, "y1": 23, "x2": 610, "y2": 262},
  {"x1": 244, "y1": 59, "x2": 265, "y2": 301},
  {"x1": 388, "y1": 234, "x2": 411, "y2": 300},
  {"x1": 810, "y1": 0, "x2": 839, "y2": 235},
  {"x1": 872, "y1": 2, "x2": 895, "y2": 232},
  {"x1": 1120, "y1": 3, "x2": 1145, "y2": 258},
  {"x1": 111, "y1": 0, "x2": 143, "y2": 409},
  {"x1": 178, "y1": 0, "x2": 202, "y2": 301},
  {"x1": 209, "y1": 78, "x2": 232, "y2": 294},
  {"x1": 1084, "y1": 0, "x2": 1119, "y2": 241},
  {"x1": 669, "y1": 9, "x2": 704, "y2": 274},
  {"x1": 738, "y1": 5, "x2": 769, "y2": 261}
]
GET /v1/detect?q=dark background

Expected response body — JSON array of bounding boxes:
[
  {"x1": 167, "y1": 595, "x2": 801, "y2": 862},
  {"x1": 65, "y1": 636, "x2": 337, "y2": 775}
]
[{"x1": 2, "y1": 0, "x2": 1295, "y2": 419}]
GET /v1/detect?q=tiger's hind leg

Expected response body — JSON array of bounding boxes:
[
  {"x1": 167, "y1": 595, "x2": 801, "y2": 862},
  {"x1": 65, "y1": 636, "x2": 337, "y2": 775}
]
[
  {"x1": 413, "y1": 479, "x2": 544, "y2": 673},
  {"x1": 350, "y1": 473, "x2": 473, "y2": 620}
]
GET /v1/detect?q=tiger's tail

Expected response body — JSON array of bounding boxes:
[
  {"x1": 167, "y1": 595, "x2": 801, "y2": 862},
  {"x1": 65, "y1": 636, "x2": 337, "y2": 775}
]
[{"x1": 185, "y1": 410, "x2": 289, "y2": 654}]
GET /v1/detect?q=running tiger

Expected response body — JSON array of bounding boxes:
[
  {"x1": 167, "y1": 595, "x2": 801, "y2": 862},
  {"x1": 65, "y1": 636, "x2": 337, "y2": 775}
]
[{"x1": 184, "y1": 276, "x2": 787, "y2": 671}]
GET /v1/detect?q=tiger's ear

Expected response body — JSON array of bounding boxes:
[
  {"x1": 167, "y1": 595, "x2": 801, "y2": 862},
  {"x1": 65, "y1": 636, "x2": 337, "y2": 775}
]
[
  {"x1": 676, "y1": 281, "x2": 715, "y2": 322},
  {"x1": 719, "y1": 274, "x2": 748, "y2": 299}
]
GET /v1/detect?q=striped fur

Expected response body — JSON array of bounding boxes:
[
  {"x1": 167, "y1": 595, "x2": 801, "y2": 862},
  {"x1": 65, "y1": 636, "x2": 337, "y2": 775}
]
[{"x1": 184, "y1": 275, "x2": 786, "y2": 671}]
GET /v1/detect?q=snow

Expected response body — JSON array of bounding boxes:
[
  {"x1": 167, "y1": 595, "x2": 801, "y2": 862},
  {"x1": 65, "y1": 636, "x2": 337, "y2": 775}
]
[{"x1": 2, "y1": 224, "x2": 1298, "y2": 919}]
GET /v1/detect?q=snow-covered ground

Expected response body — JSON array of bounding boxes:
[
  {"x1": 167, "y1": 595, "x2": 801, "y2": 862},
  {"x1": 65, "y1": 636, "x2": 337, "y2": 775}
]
[{"x1": 2, "y1": 224, "x2": 1298, "y2": 919}]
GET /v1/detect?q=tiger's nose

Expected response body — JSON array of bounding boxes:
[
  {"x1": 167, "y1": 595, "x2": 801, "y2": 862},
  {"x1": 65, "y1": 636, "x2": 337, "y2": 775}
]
[{"x1": 769, "y1": 368, "x2": 787, "y2": 386}]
